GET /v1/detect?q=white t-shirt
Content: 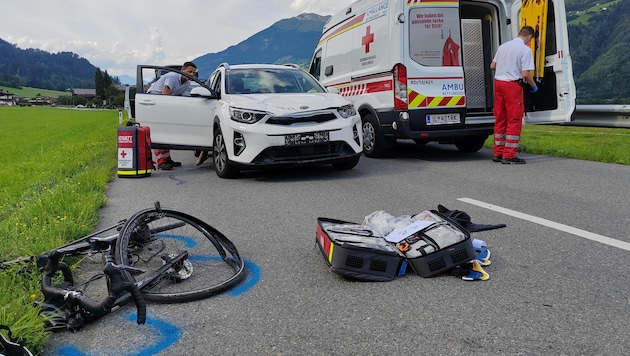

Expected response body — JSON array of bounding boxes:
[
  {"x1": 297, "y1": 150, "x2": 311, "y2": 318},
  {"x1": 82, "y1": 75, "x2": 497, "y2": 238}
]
[
  {"x1": 492, "y1": 37, "x2": 535, "y2": 81},
  {"x1": 148, "y1": 72, "x2": 190, "y2": 96}
]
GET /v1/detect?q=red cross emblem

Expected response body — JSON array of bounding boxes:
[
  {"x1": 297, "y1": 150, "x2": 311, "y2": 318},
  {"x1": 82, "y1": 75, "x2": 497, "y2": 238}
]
[
  {"x1": 120, "y1": 150, "x2": 127, "y2": 158},
  {"x1": 362, "y1": 26, "x2": 374, "y2": 53}
]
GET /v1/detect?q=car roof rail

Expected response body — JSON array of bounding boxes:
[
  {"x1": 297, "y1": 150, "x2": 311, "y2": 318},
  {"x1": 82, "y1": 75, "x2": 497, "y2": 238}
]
[
  {"x1": 283, "y1": 63, "x2": 302, "y2": 69},
  {"x1": 218, "y1": 63, "x2": 230, "y2": 71}
]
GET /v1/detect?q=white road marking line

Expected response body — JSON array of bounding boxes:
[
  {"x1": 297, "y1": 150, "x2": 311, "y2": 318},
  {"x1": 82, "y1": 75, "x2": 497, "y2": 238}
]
[{"x1": 458, "y1": 197, "x2": 630, "y2": 252}]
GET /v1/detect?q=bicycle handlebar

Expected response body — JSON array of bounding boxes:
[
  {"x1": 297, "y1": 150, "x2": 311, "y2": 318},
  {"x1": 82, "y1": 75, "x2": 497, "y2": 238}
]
[{"x1": 40, "y1": 250, "x2": 146, "y2": 325}]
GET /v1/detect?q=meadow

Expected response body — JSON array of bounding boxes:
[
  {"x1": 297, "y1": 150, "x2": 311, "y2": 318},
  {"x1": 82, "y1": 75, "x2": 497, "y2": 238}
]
[
  {"x1": 0, "y1": 106, "x2": 119, "y2": 354},
  {"x1": 0, "y1": 106, "x2": 628, "y2": 353},
  {"x1": 0, "y1": 85, "x2": 68, "y2": 99}
]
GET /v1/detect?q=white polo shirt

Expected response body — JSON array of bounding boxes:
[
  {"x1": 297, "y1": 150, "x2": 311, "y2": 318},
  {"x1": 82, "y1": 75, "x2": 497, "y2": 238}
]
[
  {"x1": 492, "y1": 37, "x2": 535, "y2": 82},
  {"x1": 148, "y1": 72, "x2": 190, "y2": 96}
]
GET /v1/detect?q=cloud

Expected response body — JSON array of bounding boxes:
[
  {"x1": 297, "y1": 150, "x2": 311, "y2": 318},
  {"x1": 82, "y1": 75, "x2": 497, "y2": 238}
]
[{"x1": 0, "y1": 0, "x2": 354, "y2": 76}]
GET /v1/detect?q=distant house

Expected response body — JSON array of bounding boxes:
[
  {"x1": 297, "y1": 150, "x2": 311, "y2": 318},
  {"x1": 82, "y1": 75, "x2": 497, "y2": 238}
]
[
  {"x1": 29, "y1": 95, "x2": 54, "y2": 106},
  {"x1": 0, "y1": 89, "x2": 16, "y2": 106},
  {"x1": 71, "y1": 88, "x2": 97, "y2": 100},
  {"x1": 69, "y1": 85, "x2": 129, "y2": 100}
]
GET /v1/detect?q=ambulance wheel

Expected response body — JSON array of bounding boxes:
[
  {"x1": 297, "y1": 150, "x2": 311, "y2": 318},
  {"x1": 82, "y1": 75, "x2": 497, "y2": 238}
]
[
  {"x1": 362, "y1": 114, "x2": 391, "y2": 158},
  {"x1": 454, "y1": 135, "x2": 488, "y2": 153},
  {"x1": 213, "y1": 127, "x2": 239, "y2": 179}
]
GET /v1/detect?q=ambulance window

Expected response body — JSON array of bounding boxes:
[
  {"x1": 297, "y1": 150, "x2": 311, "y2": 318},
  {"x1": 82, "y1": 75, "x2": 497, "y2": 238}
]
[
  {"x1": 544, "y1": 0, "x2": 557, "y2": 56},
  {"x1": 408, "y1": 7, "x2": 463, "y2": 67},
  {"x1": 309, "y1": 50, "x2": 322, "y2": 81}
]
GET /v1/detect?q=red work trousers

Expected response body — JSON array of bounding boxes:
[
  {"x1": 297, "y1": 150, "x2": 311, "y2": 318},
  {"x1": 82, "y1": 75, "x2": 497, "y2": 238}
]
[
  {"x1": 493, "y1": 80, "x2": 525, "y2": 159},
  {"x1": 153, "y1": 149, "x2": 171, "y2": 165}
]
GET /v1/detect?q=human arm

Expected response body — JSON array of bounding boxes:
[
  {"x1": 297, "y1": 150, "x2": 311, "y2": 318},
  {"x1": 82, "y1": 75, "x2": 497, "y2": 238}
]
[
  {"x1": 161, "y1": 85, "x2": 173, "y2": 95},
  {"x1": 521, "y1": 70, "x2": 538, "y2": 93},
  {"x1": 521, "y1": 70, "x2": 536, "y2": 88}
]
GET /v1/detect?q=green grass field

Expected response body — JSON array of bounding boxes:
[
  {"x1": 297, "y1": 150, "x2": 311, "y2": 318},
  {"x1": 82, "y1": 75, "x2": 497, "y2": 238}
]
[
  {"x1": 0, "y1": 107, "x2": 120, "y2": 354},
  {"x1": 568, "y1": 0, "x2": 621, "y2": 25},
  {"x1": 485, "y1": 124, "x2": 630, "y2": 165},
  {"x1": 0, "y1": 85, "x2": 68, "y2": 98},
  {"x1": 0, "y1": 106, "x2": 628, "y2": 353}
]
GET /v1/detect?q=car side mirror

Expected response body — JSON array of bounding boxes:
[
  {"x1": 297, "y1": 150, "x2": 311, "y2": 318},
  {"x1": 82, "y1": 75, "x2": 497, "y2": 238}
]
[
  {"x1": 327, "y1": 87, "x2": 340, "y2": 94},
  {"x1": 190, "y1": 87, "x2": 217, "y2": 99}
]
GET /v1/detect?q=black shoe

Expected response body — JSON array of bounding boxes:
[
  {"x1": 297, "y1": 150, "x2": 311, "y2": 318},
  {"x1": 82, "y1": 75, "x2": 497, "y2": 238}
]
[
  {"x1": 158, "y1": 162, "x2": 173, "y2": 170},
  {"x1": 501, "y1": 157, "x2": 526, "y2": 164},
  {"x1": 492, "y1": 155, "x2": 502, "y2": 162},
  {"x1": 166, "y1": 159, "x2": 181, "y2": 167}
]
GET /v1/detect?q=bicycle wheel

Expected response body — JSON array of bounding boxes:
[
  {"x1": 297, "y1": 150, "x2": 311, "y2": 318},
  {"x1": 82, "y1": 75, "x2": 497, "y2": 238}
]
[{"x1": 115, "y1": 205, "x2": 245, "y2": 303}]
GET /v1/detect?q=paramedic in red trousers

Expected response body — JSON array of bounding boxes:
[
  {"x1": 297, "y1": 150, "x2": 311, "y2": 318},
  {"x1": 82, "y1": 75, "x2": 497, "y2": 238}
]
[
  {"x1": 490, "y1": 26, "x2": 538, "y2": 164},
  {"x1": 147, "y1": 61, "x2": 198, "y2": 170}
]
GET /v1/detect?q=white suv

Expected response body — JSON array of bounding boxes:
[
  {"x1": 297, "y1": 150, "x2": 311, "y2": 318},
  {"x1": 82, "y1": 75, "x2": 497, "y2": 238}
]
[{"x1": 134, "y1": 63, "x2": 363, "y2": 178}]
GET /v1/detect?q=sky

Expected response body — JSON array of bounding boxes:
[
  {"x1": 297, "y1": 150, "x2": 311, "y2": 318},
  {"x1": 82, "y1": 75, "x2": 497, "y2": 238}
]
[{"x1": 0, "y1": 0, "x2": 355, "y2": 78}]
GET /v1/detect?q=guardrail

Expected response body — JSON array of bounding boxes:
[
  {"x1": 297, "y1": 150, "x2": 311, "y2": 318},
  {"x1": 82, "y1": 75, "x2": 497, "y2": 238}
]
[{"x1": 567, "y1": 105, "x2": 630, "y2": 128}]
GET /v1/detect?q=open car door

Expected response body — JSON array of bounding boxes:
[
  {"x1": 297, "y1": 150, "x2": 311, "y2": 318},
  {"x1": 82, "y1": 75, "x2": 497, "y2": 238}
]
[
  {"x1": 134, "y1": 65, "x2": 217, "y2": 150},
  {"x1": 510, "y1": 0, "x2": 576, "y2": 123}
]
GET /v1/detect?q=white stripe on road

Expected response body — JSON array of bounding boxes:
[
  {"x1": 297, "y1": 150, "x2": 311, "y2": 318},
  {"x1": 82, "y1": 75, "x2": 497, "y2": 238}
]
[{"x1": 458, "y1": 197, "x2": 630, "y2": 252}]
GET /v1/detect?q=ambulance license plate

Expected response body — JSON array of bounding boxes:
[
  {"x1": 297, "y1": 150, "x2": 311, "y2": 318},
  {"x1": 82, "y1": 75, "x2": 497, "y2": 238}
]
[
  {"x1": 285, "y1": 131, "x2": 329, "y2": 146},
  {"x1": 426, "y1": 113, "x2": 461, "y2": 125}
]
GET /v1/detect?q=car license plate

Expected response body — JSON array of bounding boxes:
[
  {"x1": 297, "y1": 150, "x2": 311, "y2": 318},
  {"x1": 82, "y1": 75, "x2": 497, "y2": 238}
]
[
  {"x1": 285, "y1": 131, "x2": 329, "y2": 146},
  {"x1": 426, "y1": 113, "x2": 461, "y2": 125}
]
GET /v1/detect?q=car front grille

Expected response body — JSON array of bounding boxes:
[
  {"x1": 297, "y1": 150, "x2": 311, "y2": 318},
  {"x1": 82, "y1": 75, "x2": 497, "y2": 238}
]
[
  {"x1": 250, "y1": 141, "x2": 357, "y2": 165},
  {"x1": 270, "y1": 142, "x2": 343, "y2": 159},
  {"x1": 266, "y1": 113, "x2": 337, "y2": 125}
]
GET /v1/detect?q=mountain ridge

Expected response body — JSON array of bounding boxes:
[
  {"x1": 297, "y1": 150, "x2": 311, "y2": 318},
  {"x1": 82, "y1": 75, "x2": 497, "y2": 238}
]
[{"x1": 1, "y1": 5, "x2": 628, "y2": 103}]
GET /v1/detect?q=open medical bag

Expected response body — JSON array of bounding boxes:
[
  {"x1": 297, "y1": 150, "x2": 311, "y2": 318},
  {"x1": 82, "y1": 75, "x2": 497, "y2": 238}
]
[
  {"x1": 316, "y1": 218, "x2": 407, "y2": 281},
  {"x1": 398, "y1": 210, "x2": 476, "y2": 277},
  {"x1": 316, "y1": 210, "x2": 476, "y2": 280}
]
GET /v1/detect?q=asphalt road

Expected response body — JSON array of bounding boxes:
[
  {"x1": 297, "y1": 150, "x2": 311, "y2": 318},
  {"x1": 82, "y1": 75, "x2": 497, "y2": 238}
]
[{"x1": 43, "y1": 142, "x2": 630, "y2": 356}]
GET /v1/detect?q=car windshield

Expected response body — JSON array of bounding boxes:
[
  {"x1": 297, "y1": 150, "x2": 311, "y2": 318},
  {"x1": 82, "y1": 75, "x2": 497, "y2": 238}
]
[{"x1": 226, "y1": 68, "x2": 325, "y2": 94}]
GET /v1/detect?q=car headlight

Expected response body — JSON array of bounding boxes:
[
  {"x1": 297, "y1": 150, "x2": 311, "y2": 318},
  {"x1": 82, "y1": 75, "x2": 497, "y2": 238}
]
[
  {"x1": 337, "y1": 104, "x2": 357, "y2": 118},
  {"x1": 229, "y1": 107, "x2": 267, "y2": 124}
]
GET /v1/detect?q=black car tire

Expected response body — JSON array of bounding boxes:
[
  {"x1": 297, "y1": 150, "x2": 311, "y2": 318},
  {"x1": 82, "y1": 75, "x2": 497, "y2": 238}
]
[{"x1": 212, "y1": 126, "x2": 239, "y2": 179}]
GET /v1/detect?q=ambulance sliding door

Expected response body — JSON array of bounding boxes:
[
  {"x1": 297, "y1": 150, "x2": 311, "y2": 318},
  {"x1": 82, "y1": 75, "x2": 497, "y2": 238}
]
[{"x1": 511, "y1": 0, "x2": 576, "y2": 123}]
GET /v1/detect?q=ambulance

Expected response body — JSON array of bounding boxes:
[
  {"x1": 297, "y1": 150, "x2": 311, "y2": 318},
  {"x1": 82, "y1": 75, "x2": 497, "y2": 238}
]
[{"x1": 309, "y1": 0, "x2": 576, "y2": 157}]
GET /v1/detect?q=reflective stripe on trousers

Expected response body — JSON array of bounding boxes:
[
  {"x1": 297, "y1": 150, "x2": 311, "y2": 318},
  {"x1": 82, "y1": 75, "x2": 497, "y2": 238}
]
[{"x1": 153, "y1": 149, "x2": 171, "y2": 165}]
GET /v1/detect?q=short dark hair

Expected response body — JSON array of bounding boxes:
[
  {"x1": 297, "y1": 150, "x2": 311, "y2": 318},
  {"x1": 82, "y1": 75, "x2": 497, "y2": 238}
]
[
  {"x1": 182, "y1": 61, "x2": 197, "y2": 69},
  {"x1": 520, "y1": 26, "x2": 538, "y2": 38}
]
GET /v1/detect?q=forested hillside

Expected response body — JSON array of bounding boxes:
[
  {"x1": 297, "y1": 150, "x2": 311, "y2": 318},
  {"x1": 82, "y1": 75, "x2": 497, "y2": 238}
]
[
  {"x1": 193, "y1": 13, "x2": 327, "y2": 76},
  {"x1": 0, "y1": 38, "x2": 95, "y2": 90},
  {"x1": 567, "y1": 0, "x2": 630, "y2": 102}
]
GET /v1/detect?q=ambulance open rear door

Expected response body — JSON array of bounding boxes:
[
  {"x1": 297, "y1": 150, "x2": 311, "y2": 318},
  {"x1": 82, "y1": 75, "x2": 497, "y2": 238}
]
[{"x1": 512, "y1": 0, "x2": 576, "y2": 124}]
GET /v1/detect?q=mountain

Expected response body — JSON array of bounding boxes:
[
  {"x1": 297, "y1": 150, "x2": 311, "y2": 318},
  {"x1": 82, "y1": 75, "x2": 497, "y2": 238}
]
[
  {"x1": 1, "y1": 7, "x2": 629, "y2": 103},
  {"x1": 117, "y1": 75, "x2": 136, "y2": 86},
  {"x1": 193, "y1": 13, "x2": 329, "y2": 75},
  {"x1": 0, "y1": 38, "x2": 96, "y2": 90},
  {"x1": 565, "y1": 0, "x2": 630, "y2": 103}
]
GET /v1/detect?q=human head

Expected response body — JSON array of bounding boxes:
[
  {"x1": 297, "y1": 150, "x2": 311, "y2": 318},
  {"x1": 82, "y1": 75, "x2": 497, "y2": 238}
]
[
  {"x1": 519, "y1": 26, "x2": 538, "y2": 45},
  {"x1": 181, "y1": 62, "x2": 197, "y2": 77}
]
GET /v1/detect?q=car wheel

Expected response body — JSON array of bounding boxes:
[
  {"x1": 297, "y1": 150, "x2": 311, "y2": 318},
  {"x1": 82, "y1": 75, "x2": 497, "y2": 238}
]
[
  {"x1": 212, "y1": 127, "x2": 239, "y2": 179},
  {"x1": 454, "y1": 135, "x2": 489, "y2": 153},
  {"x1": 362, "y1": 114, "x2": 392, "y2": 158},
  {"x1": 332, "y1": 155, "x2": 360, "y2": 170}
]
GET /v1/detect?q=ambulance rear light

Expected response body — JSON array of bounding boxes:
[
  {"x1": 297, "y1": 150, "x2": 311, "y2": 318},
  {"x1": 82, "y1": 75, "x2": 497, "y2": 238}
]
[{"x1": 393, "y1": 63, "x2": 408, "y2": 111}]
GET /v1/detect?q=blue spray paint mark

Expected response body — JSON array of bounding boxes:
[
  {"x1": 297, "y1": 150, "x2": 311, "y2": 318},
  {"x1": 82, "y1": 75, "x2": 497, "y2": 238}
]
[
  {"x1": 54, "y1": 314, "x2": 180, "y2": 356},
  {"x1": 52, "y1": 259, "x2": 259, "y2": 355},
  {"x1": 168, "y1": 174, "x2": 186, "y2": 185},
  {"x1": 228, "y1": 260, "x2": 260, "y2": 296},
  {"x1": 154, "y1": 233, "x2": 196, "y2": 248}
]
